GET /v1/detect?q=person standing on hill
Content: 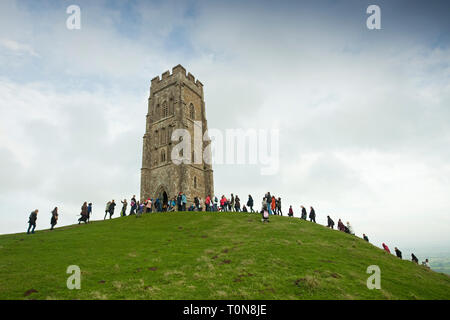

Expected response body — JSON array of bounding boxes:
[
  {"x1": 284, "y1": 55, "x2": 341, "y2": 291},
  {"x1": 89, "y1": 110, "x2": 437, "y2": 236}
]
[
  {"x1": 265, "y1": 192, "x2": 272, "y2": 215},
  {"x1": 130, "y1": 195, "x2": 137, "y2": 215},
  {"x1": 327, "y1": 215, "x2": 335, "y2": 229},
  {"x1": 27, "y1": 209, "x2": 38, "y2": 234},
  {"x1": 230, "y1": 194, "x2": 235, "y2": 212},
  {"x1": 109, "y1": 200, "x2": 117, "y2": 218},
  {"x1": 145, "y1": 198, "x2": 152, "y2": 213},
  {"x1": 382, "y1": 243, "x2": 391, "y2": 253},
  {"x1": 288, "y1": 205, "x2": 294, "y2": 217},
  {"x1": 394, "y1": 247, "x2": 402, "y2": 259},
  {"x1": 79, "y1": 202, "x2": 88, "y2": 224},
  {"x1": 277, "y1": 197, "x2": 282, "y2": 216},
  {"x1": 104, "y1": 201, "x2": 111, "y2": 220},
  {"x1": 213, "y1": 195, "x2": 218, "y2": 212},
  {"x1": 271, "y1": 196, "x2": 276, "y2": 215},
  {"x1": 50, "y1": 207, "x2": 58, "y2": 230},
  {"x1": 309, "y1": 207, "x2": 316, "y2": 223},
  {"x1": 121, "y1": 199, "x2": 128, "y2": 217},
  {"x1": 346, "y1": 221, "x2": 354, "y2": 235},
  {"x1": 363, "y1": 234, "x2": 369, "y2": 242},
  {"x1": 177, "y1": 192, "x2": 182, "y2": 211},
  {"x1": 247, "y1": 195, "x2": 254, "y2": 213},
  {"x1": 235, "y1": 195, "x2": 241, "y2": 212},
  {"x1": 301, "y1": 206, "x2": 307, "y2": 220},
  {"x1": 411, "y1": 253, "x2": 419, "y2": 264},
  {"x1": 181, "y1": 193, "x2": 187, "y2": 211},
  {"x1": 205, "y1": 195, "x2": 211, "y2": 212},
  {"x1": 337, "y1": 219, "x2": 345, "y2": 231},
  {"x1": 87, "y1": 203, "x2": 92, "y2": 222}
]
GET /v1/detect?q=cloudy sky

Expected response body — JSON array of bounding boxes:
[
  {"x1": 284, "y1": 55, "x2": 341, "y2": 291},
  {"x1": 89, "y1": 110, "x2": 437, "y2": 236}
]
[{"x1": 0, "y1": 0, "x2": 449, "y2": 257}]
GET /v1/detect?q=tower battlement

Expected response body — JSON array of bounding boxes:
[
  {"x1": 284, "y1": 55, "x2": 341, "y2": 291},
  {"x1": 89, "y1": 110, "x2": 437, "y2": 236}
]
[{"x1": 151, "y1": 64, "x2": 203, "y2": 90}]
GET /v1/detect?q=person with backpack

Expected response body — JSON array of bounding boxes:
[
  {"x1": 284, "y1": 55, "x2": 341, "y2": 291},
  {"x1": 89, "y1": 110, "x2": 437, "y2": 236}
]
[
  {"x1": 104, "y1": 201, "x2": 111, "y2": 220},
  {"x1": 27, "y1": 209, "x2": 38, "y2": 234},
  {"x1": 78, "y1": 202, "x2": 88, "y2": 224},
  {"x1": 309, "y1": 207, "x2": 316, "y2": 223},
  {"x1": 395, "y1": 247, "x2": 402, "y2": 259},
  {"x1": 50, "y1": 207, "x2": 58, "y2": 230},
  {"x1": 327, "y1": 215, "x2": 335, "y2": 229},
  {"x1": 247, "y1": 195, "x2": 254, "y2": 213}
]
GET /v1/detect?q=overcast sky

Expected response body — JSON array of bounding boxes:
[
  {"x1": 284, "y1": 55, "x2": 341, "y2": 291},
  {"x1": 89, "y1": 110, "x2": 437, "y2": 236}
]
[{"x1": 0, "y1": 0, "x2": 449, "y2": 257}]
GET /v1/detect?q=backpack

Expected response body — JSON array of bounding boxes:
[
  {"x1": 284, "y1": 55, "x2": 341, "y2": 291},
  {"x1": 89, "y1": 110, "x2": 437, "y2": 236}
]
[{"x1": 263, "y1": 210, "x2": 269, "y2": 219}]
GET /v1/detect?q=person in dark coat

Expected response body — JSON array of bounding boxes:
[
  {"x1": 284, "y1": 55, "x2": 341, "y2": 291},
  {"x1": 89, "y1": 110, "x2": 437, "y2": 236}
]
[
  {"x1": 235, "y1": 195, "x2": 241, "y2": 212},
  {"x1": 395, "y1": 247, "x2": 402, "y2": 259},
  {"x1": 411, "y1": 253, "x2": 419, "y2": 264},
  {"x1": 78, "y1": 202, "x2": 88, "y2": 224},
  {"x1": 50, "y1": 207, "x2": 58, "y2": 230},
  {"x1": 27, "y1": 209, "x2": 38, "y2": 234},
  {"x1": 247, "y1": 195, "x2": 254, "y2": 212},
  {"x1": 177, "y1": 192, "x2": 182, "y2": 211},
  {"x1": 309, "y1": 207, "x2": 316, "y2": 223},
  {"x1": 363, "y1": 234, "x2": 369, "y2": 242},
  {"x1": 277, "y1": 197, "x2": 282, "y2": 216},
  {"x1": 108, "y1": 200, "x2": 116, "y2": 219},
  {"x1": 327, "y1": 215, "x2": 334, "y2": 229},
  {"x1": 301, "y1": 206, "x2": 307, "y2": 220}
]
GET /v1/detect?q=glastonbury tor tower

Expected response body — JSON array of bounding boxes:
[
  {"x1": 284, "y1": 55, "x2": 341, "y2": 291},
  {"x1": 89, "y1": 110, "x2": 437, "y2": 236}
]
[{"x1": 140, "y1": 65, "x2": 214, "y2": 206}]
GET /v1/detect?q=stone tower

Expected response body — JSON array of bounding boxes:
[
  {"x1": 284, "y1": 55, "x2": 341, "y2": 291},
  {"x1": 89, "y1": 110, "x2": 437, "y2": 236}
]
[{"x1": 140, "y1": 65, "x2": 214, "y2": 206}]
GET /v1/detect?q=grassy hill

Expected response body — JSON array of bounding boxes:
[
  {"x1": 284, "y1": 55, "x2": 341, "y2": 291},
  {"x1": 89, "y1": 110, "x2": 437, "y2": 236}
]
[{"x1": 0, "y1": 211, "x2": 449, "y2": 300}]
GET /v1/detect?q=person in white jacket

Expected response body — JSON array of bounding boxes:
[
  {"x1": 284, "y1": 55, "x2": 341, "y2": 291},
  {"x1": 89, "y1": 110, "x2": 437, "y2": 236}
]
[{"x1": 346, "y1": 221, "x2": 355, "y2": 235}]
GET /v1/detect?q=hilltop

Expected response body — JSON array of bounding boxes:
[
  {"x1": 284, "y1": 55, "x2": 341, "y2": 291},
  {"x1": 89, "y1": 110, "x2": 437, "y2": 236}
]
[{"x1": 0, "y1": 212, "x2": 449, "y2": 299}]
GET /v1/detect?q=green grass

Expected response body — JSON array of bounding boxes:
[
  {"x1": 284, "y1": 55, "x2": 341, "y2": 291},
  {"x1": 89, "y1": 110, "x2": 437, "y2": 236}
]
[{"x1": 0, "y1": 212, "x2": 449, "y2": 300}]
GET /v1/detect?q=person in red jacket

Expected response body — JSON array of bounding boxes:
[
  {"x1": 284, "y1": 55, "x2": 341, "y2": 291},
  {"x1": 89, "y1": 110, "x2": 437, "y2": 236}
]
[
  {"x1": 205, "y1": 195, "x2": 211, "y2": 212},
  {"x1": 382, "y1": 243, "x2": 391, "y2": 253}
]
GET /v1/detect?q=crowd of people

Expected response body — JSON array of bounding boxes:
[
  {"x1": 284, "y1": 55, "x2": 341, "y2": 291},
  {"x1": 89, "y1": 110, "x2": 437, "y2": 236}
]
[{"x1": 25, "y1": 190, "x2": 431, "y2": 269}]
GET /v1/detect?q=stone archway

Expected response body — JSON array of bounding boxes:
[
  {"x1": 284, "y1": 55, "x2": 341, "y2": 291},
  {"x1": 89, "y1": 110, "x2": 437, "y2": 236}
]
[{"x1": 155, "y1": 185, "x2": 169, "y2": 209}]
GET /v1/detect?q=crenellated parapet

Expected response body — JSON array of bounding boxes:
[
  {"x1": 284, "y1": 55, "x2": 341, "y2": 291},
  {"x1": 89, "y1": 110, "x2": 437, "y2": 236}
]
[{"x1": 150, "y1": 64, "x2": 203, "y2": 97}]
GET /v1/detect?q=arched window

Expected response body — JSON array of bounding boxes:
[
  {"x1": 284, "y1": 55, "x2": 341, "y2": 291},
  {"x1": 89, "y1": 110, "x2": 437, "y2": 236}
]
[
  {"x1": 162, "y1": 102, "x2": 168, "y2": 118},
  {"x1": 194, "y1": 176, "x2": 197, "y2": 189},
  {"x1": 189, "y1": 103, "x2": 195, "y2": 119}
]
